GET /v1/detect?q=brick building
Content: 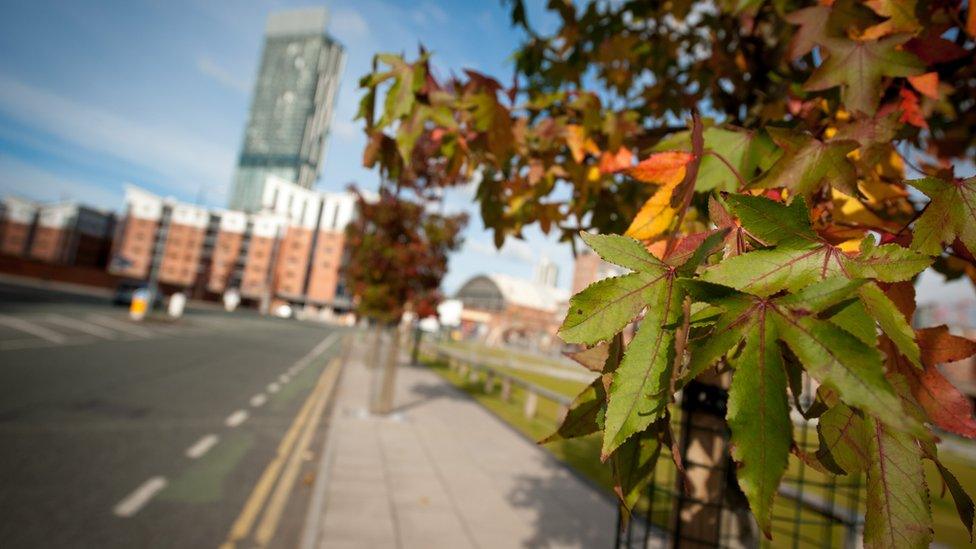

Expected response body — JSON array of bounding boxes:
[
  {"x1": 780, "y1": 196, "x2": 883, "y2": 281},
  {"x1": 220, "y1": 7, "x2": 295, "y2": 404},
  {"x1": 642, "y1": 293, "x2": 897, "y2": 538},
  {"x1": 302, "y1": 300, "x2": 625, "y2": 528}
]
[
  {"x1": 0, "y1": 198, "x2": 114, "y2": 267},
  {"x1": 108, "y1": 177, "x2": 360, "y2": 316}
]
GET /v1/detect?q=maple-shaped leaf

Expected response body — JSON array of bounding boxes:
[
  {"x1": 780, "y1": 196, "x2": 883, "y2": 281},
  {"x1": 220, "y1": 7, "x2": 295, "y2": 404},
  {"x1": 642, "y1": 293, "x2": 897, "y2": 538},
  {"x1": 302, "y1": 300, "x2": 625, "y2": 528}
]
[
  {"x1": 898, "y1": 88, "x2": 927, "y2": 129},
  {"x1": 558, "y1": 233, "x2": 682, "y2": 457},
  {"x1": 784, "y1": 0, "x2": 879, "y2": 60},
  {"x1": 803, "y1": 35, "x2": 924, "y2": 115},
  {"x1": 722, "y1": 193, "x2": 817, "y2": 246},
  {"x1": 599, "y1": 147, "x2": 634, "y2": 174},
  {"x1": 908, "y1": 72, "x2": 939, "y2": 99},
  {"x1": 654, "y1": 127, "x2": 777, "y2": 192},
  {"x1": 750, "y1": 128, "x2": 859, "y2": 196},
  {"x1": 909, "y1": 176, "x2": 976, "y2": 256},
  {"x1": 726, "y1": 312, "x2": 790, "y2": 537},
  {"x1": 863, "y1": 0, "x2": 921, "y2": 39},
  {"x1": 611, "y1": 428, "x2": 662, "y2": 510},
  {"x1": 816, "y1": 402, "x2": 870, "y2": 475},
  {"x1": 904, "y1": 326, "x2": 976, "y2": 438},
  {"x1": 624, "y1": 152, "x2": 692, "y2": 239},
  {"x1": 863, "y1": 418, "x2": 933, "y2": 548}
]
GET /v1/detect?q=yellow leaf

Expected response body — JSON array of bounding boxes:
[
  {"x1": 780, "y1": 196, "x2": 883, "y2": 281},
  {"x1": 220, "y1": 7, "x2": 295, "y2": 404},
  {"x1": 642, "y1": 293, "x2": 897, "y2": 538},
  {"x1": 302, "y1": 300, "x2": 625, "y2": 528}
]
[
  {"x1": 587, "y1": 165, "x2": 601, "y2": 182},
  {"x1": 565, "y1": 124, "x2": 586, "y2": 163},
  {"x1": 625, "y1": 179, "x2": 682, "y2": 240},
  {"x1": 831, "y1": 189, "x2": 888, "y2": 229},
  {"x1": 837, "y1": 239, "x2": 863, "y2": 253}
]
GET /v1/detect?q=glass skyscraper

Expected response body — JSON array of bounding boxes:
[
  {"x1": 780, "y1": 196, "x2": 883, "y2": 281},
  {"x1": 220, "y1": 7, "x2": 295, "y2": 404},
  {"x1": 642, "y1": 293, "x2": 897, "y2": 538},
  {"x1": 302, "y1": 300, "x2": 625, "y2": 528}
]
[{"x1": 229, "y1": 8, "x2": 345, "y2": 212}]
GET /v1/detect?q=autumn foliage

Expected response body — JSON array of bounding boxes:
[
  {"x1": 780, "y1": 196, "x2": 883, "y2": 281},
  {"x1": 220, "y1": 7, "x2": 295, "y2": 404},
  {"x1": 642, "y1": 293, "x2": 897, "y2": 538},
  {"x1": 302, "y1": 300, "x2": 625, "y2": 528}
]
[{"x1": 358, "y1": 0, "x2": 976, "y2": 544}]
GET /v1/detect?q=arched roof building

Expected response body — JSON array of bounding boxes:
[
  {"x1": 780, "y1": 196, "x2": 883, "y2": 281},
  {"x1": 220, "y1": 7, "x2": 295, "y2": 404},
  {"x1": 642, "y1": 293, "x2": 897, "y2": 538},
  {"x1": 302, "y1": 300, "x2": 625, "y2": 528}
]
[{"x1": 454, "y1": 273, "x2": 569, "y2": 349}]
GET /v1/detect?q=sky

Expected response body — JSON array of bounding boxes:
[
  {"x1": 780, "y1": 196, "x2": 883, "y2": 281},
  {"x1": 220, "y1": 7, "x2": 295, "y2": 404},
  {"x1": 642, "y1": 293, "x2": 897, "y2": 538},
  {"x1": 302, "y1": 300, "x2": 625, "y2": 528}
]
[
  {"x1": 0, "y1": 0, "x2": 971, "y2": 303},
  {"x1": 0, "y1": 0, "x2": 568, "y2": 294}
]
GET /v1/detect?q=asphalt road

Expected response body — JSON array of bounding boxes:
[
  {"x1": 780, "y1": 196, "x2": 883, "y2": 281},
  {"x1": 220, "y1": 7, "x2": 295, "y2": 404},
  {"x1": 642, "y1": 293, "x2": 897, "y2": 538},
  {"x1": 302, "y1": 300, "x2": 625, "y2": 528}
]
[{"x1": 0, "y1": 282, "x2": 344, "y2": 548}]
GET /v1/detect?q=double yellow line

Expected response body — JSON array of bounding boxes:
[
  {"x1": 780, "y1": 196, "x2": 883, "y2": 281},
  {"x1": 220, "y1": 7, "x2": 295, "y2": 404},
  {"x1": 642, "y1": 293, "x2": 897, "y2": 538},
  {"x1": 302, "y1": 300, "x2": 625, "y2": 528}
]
[{"x1": 220, "y1": 355, "x2": 342, "y2": 549}]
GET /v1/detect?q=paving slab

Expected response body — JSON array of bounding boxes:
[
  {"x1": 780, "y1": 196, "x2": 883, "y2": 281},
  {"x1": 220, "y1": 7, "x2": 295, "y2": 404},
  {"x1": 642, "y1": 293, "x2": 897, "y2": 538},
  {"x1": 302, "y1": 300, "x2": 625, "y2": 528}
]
[{"x1": 304, "y1": 338, "x2": 617, "y2": 549}]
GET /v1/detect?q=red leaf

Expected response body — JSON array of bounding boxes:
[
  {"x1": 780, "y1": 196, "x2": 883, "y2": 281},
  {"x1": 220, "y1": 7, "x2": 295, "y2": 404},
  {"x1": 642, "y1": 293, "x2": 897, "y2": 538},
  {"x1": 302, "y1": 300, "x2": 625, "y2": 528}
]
[
  {"x1": 908, "y1": 72, "x2": 939, "y2": 99},
  {"x1": 908, "y1": 326, "x2": 976, "y2": 438},
  {"x1": 905, "y1": 35, "x2": 968, "y2": 64},
  {"x1": 598, "y1": 147, "x2": 634, "y2": 174},
  {"x1": 898, "y1": 88, "x2": 927, "y2": 129}
]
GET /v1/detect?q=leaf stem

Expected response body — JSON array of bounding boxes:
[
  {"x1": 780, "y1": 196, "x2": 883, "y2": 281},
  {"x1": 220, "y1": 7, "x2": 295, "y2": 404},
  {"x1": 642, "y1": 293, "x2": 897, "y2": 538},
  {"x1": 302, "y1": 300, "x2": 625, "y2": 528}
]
[{"x1": 703, "y1": 149, "x2": 748, "y2": 190}]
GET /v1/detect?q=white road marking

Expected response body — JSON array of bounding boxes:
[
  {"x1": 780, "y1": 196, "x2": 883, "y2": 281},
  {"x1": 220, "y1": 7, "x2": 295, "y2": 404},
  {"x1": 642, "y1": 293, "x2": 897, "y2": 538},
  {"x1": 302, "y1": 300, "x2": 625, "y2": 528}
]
[
  {"x1": 113, "y1": 476, "x2": 167, "y2": 517},
  {"x1": 225, "y1": 409, "x2": 249, "y2": 428},
  {"x1": 267, "y1": 382, "x2": 280, "y2": 394},
  {"x1": 0, "y1": 314, "x2": 67, "y2": 344},
  {"x1": 86, "y1": 314, "x2": 154, "y2": 338},
  {"x1": 185, "y1": 434, "x2": 219, "y2": 459},
  {"x1": 45, "y1": 314, "x2": 116, "y2": 339},
  {"x1": 250, "y1": 394, "x2": 267, "y2": 407},
  {"x1": 279, "y1": 374, "x2": 290, "y2": 383}
]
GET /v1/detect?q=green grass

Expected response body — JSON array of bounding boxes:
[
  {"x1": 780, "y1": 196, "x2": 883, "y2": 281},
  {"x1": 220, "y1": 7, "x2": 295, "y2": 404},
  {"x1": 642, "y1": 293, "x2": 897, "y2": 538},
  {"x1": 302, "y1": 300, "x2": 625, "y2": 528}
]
[
  {"x1": 422, "y1": 351, "x2": 976, "y2": 547},
  {"x1": 440, "y1": 339, "x2": 577, "y2": 371}
]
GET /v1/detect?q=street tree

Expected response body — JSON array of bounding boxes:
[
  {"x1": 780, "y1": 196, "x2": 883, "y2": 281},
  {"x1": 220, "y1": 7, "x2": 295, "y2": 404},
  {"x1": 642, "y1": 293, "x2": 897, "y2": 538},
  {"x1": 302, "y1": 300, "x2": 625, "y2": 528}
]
[{"x1": 357, "y1": 0, "x2": 976, "y2": 544}]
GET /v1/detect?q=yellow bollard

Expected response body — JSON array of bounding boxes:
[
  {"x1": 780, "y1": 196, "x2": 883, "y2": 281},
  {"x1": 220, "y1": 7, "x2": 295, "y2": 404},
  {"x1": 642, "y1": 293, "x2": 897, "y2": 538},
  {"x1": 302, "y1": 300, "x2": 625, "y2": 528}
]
[{"x1": 130, "y1": 288, "x2": 149, "y2": 321}]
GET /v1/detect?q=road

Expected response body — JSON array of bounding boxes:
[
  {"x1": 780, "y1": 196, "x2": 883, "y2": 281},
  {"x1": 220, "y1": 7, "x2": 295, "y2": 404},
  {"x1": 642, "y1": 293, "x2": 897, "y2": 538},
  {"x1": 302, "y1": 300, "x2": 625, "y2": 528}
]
[{"x1": 0, "y1": 282, "x2": 344, "y2": 548}]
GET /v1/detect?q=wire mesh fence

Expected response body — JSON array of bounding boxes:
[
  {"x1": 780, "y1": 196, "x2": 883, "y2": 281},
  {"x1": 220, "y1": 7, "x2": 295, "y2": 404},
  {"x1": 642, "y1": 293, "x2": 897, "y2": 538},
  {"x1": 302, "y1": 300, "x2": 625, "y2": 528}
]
[{"x1": 616, "y1": 380, "x2": 864, "y2": 549}]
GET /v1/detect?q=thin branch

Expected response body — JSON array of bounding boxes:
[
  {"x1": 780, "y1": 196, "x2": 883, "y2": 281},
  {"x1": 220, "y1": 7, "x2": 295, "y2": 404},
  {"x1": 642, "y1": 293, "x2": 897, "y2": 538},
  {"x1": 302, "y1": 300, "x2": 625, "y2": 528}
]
[
  {"x1": 702, "y1": 149, "x2": 748, "y2": 190},
  {"x1": 664, "y1": 111, "x2": 705, "y2": 258}
]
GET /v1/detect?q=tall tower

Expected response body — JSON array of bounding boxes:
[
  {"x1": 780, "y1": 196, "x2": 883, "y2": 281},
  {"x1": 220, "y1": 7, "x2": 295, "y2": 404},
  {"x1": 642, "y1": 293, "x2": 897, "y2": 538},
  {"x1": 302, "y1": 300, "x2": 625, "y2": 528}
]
[
  {"x1": 534, "y1": 257, "x2": 559, "y2": 288},
  {"x1": 228, "y1": 8, "x2": 346, "y2": 212}
]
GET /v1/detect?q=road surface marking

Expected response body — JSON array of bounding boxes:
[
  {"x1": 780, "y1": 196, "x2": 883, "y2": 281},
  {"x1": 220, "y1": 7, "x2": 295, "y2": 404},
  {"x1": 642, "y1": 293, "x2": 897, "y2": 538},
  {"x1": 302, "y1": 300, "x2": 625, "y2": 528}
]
[
  {"x1": 267, "y1": 382, "x2": 280, "y2": 393},
  {"x1": 86, "y1": 314, "x2": 154, "y2": 338},
  {"x1": 279, "y1": 374, "x2": 290, "y2": 383},
  {"x1": 113, "y1": 476, "x2": 167, "y2": 517},
  {"x1": 225, "y1": 410, "x2": 249, "y2": 428},
  {"x1": 185, "y1": 434, "x2": 219, "y2": 459},
  {"x1": 0, "y1": 314, "x2": 67, "y2": 344},
  {"x1": 221, "y1": 334, "x2": 341, "y2": 548},
  {"x1": 45, "y1": 314, "x2": 116, "y2": 339},
  {"x1": 254, "y1": 359, "x2": 341, "y2": 546},
  {"x1": 250, "y1": 394, "x2": 267, "y2": 407}
]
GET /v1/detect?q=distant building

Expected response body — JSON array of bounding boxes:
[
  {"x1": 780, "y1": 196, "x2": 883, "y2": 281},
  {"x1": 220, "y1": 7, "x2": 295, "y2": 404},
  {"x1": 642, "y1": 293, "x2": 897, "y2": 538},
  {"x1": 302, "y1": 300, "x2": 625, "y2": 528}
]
[
  {"x1": 0, "y1": 198, "x2": 114, "y2": 267},
  {"x1": 109, "y1": 177, "x2": 359, "y2": 316},
  {"x1": 571, "y1": 248, "x2": 627, "y2": 294},
  {"x1": 533, "y1": 257, "x2": 559, "y2": 287},
  {"x1": 228, "y1": 8, "x2": 346, "y2": 212},
  {"x1": 454, "y1": 273, "x2": 569, "y2": 350}
]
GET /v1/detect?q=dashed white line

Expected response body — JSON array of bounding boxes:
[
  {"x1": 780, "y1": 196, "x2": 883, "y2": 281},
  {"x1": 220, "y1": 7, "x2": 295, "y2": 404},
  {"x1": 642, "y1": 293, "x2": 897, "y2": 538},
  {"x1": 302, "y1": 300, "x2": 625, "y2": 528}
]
[
  {"x1": 45, "y1": 314, "x2": 116, "y2": 339},
  {"x1": 113, "y1": 476, "x2": 167, "y2": 517},
  {"x1": 250, "y1": 394, "x2": 267, "y2": 407},
  {"x1": 185, "y1": 434, "x2": 219, "y2": 459},
  {"x1": 0, "y1": 314, "x2": 67, "y2": 344},
  {"x1": 225, "y1": 409, "x2": 249, "y2": 428},
  {"x1": 279, "y1": 374, "x2": 290, "y2": 383},
  {"x1": 86, "y1": 314, "x2": 154, "y2": 338},
  {"x1": 267, "y1": 382, "x2": 280, "y2": 393}
]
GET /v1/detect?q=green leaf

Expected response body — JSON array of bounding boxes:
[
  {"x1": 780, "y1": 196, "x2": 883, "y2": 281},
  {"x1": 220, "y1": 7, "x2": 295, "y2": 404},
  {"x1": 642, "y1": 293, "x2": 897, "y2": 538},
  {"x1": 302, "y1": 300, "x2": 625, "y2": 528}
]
[
  {"x1": 773, "y1": 313, "x2": 916, "y2": 432},
  {"x1": 827, "y1": 299, "x2": 878, "y2": 346},
  {"x1": 684, "y1": 296, "x2": 754, "y2": 381},
  {"x1": 579, "y1": 232, "x2": 663, "y2": 272},
  {"x1": 559, "y1": 271, "x2": 667, "y2": 345},
  {"x1": 602, "y1": 284, "x2": 680, "y2": 458},
  {"x1": 803, "y1": 34, "x2": 925, "y2": 115},
  {"x1": 701, "y1": 245, "x2": 828, "y2": 297},
  {"x1": 816, "y1": 402, "x2": 870, "y2": 475},
  {"x1": 727, "y1": 313, "x2": 791, "y2": 538},
  {"x1": 910, "y1": 176, "x2": 976, "y2": 256},
  {"x1": 611, "y1": 429, "x2": 662, "y2": 510},
  {"x1": 778, "y1": 276, "x2": 866, "y2": 314},
  {"x1": 864, "y1": 418, "x2": 933, "y2": 548},
  {"x1": 722, "y1": 194, "x2": 817, "y2": 246},
  {"x1": 857, "y1": 282, "x2": 921, "y2": 368},
  {"x1": 655, "y1": 127, "x2": 777, "y2": 192},
  {"x1": 541, "y1": 378, "x2": 604, "y2": 443},
  {"x1": 933, "y1": 460, "x2": 975, "y2": 540},
  {"x1": 845, "y1": 237, "x2": 932, "y2": 282},
  {"x1": 750, "y1": 128, "x2": 859, "y2": 196}
]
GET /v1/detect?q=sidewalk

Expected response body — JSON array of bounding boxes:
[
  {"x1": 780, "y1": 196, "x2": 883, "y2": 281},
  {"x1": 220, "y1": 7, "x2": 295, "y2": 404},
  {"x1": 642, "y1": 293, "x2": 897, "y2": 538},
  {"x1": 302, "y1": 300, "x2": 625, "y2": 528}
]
[{"x1": 302, "y1": 338, "x2": 617, "y2": 548}]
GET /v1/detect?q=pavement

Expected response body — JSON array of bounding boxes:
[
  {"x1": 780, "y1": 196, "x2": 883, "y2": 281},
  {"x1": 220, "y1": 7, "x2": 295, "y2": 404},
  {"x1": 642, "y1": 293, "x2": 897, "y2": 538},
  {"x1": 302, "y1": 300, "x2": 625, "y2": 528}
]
[
  {"x1": 0, "y1": 282, "x2": 345, "y2": 548},
  {"x1": 302, "y1": 334, "x2": 617, "y2": 548}
]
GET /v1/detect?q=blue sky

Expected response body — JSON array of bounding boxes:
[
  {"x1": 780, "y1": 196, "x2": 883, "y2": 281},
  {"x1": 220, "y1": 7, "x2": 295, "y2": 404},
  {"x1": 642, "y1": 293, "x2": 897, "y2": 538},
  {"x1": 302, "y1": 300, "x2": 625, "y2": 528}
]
[
  {"x1": 0, "y1": 0, "x2": 569, "y2": 294},
  {"x1": 0, "y1": 0, "x2": 971, "y2": 303}
]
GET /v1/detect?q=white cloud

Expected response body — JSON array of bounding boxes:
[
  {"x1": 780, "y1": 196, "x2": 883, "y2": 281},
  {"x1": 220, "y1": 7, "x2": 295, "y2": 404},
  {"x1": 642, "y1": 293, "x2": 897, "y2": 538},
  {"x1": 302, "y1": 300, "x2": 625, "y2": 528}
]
[
  {"x1": 0, "y1": 73, "x2": 236, "y2": 199},
  {"x1": 331, "y1": 7, "x2": 370, "y2": 42},
  {"x1": 411, "y1": 2, "x2": 449, "y2": 27},
  {"x1": 196, "y1": 55, "x2": 249, "y2": 94},
  {"x1": 0, "y1": 156, "x2": 123, "y2": 211}
]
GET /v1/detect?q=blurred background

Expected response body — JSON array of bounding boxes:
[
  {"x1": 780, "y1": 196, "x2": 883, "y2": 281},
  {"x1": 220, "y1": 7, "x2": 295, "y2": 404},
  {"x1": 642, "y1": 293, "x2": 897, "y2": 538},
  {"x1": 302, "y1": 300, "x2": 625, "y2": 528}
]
[{"x1": 0, "y1": 1, "x2": 974, "y2": 548}]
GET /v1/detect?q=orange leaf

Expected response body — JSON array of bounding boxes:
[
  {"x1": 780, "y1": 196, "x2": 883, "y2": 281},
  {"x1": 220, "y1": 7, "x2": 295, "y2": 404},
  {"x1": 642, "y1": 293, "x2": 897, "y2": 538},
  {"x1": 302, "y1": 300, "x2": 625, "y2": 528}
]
[
  {"x1": 599, "y1": 147, "x2": 634, "y2": 174},
  {"x1": 968, "y1": 2, "x2": 976, "y2": 37},
  {"x1": 908, "y1": 72, "x2": 939, "y2": 99},
  {"x1": 898, "y1": 88, "x2": 927, "y2": 129},
  {"x1": 626, "y1": 151, "x2": 692, "y2": 185}
]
